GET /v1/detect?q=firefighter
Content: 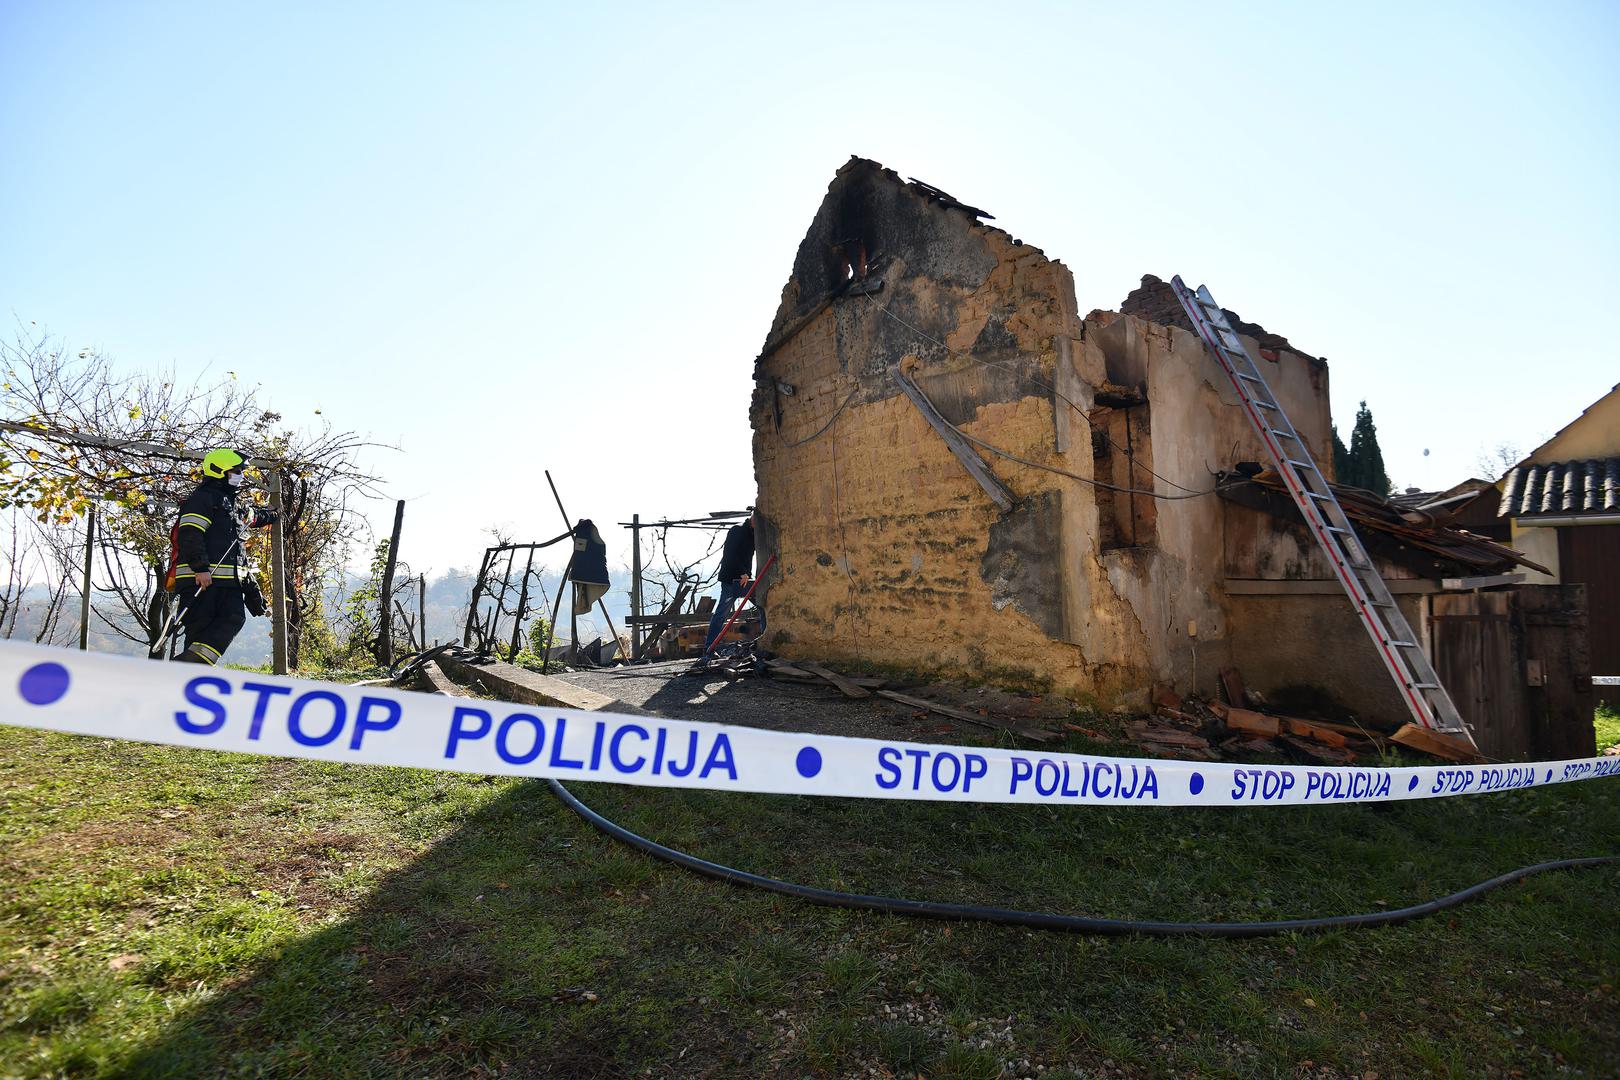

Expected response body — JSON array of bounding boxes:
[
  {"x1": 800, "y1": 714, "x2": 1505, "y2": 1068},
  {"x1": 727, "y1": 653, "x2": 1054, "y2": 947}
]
[{"x1": 170, "y1": 448, "x2": 276, "y2": 665}]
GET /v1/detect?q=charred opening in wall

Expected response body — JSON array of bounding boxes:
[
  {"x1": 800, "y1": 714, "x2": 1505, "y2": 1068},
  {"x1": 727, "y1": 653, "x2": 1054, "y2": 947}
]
[{"x1": 1090, "y1": 396, "x2": 1157, "y2": 551}]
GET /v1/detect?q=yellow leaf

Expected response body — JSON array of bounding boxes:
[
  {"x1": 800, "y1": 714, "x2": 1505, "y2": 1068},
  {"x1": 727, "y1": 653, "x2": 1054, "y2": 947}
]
[{"x1": 128, "y1": 406, "x2": 142, "y2": 420}]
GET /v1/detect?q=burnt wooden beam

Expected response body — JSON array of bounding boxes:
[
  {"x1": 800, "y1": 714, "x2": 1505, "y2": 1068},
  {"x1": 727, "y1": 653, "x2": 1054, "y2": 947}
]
[{"x1": 894, "y1": 369, "x2": 1015, "y2": 513}]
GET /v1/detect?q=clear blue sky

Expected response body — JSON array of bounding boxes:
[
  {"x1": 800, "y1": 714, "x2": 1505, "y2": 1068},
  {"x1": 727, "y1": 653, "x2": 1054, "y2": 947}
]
[{"x1": 3, "y1": 1, "x2": 1616, "y2": 579}]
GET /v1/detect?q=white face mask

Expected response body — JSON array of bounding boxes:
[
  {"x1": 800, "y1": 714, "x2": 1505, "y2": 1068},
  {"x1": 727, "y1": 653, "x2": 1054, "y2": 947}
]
[{"x1": 227, "y1": 472, "x2": 245, "y2": 488}]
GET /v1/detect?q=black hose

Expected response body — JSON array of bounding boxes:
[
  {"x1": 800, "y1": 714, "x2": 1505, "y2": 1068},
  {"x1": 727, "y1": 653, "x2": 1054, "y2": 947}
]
[{"x1": 547, "y1": 780, "x2": 1619, "y2": 938}]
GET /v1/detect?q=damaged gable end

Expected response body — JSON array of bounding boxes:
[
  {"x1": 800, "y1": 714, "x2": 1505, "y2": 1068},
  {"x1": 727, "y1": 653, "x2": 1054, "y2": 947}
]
[{"x1": 752, "y1": 158, "x2": 1358, "y2": 710}]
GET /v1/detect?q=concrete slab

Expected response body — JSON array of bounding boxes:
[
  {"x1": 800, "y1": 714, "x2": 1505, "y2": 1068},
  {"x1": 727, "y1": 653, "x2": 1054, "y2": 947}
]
[{"x1": 435, "y1": 655, "x2": 648, "y2": 715}]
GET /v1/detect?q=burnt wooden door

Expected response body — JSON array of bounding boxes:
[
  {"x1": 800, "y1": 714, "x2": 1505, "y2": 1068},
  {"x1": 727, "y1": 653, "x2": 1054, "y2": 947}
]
[
  {"x1": 1429, "y1": 591, "x2": 1526, "y2": 761},
  {"x1": 1429, "y1": 586, "x2": 1595, "y2": 760},
  {"x1": 1559, "y1": 524, "x2": 1619, "y2": 707},
  {"x1": 1517, "y1": 585, "x2": 1597, "y2": 758}
]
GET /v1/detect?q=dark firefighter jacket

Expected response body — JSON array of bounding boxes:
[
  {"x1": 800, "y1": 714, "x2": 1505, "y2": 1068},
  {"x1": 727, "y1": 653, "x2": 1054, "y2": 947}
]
[{"x1": 175, "y1": 478, "x2": 255, "y2": 585}]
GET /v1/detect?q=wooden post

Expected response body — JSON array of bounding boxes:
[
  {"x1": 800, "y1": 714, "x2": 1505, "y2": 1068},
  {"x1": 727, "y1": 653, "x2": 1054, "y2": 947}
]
[
  {"x1": 630, "y1": 513, "x2": 643, "y2": 660},
  {"x1": 541, "y1": 566, "x2": 569, "y2": 674},
  {"x1": 488, "y1": 545, "x2": 516, "y2": 652},
  {"x1": 543, "y1": 470, "x2": 621, "y2": 662},
  {"x1": 569, "y1": 576, "x2": 579, "y2": 665},
  {"x1": 419, "y1": 573, "x2": 428, "y2": 648},
  {"x1": 509, "y1": 544, "x2": 536, "y2": 657},
  {"x1": 270, "y1": 471, "x2": 289, "y2": 674},
  {"x1": 377, "y1": 499, "x2": 405, "y2": 666},
  {"x1": 78, "y1": 504, "x2": 95, "y2": 650}
]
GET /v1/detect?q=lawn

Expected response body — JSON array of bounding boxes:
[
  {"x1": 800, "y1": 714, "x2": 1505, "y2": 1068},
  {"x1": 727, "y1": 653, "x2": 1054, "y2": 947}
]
[{"x1": 1, "y1": 713, "x2": 1618, "y2": 1079}]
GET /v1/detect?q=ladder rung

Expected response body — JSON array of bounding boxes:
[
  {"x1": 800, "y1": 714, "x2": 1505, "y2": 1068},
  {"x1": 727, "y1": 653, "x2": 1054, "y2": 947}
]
[
  {"x1": 1284, "y1": 459, "x2": 1317, "y2": 471},
  {"x1": 1236, "y1": 372, "x2": 1264, "y2": 383},
  {"x1": 1325, "y1": 526, "x2": 1352, "y2": 535},
  {"x1": 1305, "y1": 491, "x2": 1332, "y2": 501},
  {"x1": 1410, "y1": 682, "x2": 1440, "y2": 690},
  {"x1": 1387, "y1": 640, "x2": 1417, "y2": 648},
  {"x1": 1268, "y1": 429, "x2": 1298, "y2": 440},
  {"x1": 1253, "y1": 399, "x2": 1278, "y2": 411}
]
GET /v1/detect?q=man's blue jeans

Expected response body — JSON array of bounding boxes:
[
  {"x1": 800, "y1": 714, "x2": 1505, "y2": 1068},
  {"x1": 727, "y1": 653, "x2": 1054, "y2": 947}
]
[{"x1": 703, "y1": 578, "x2": 753, "y2": 654}]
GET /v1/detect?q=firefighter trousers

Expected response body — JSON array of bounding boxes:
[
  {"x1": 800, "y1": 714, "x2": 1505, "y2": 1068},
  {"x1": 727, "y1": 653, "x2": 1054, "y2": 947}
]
[{"x1": 173, "y1": 583, "x2": 247, "y2": 665}]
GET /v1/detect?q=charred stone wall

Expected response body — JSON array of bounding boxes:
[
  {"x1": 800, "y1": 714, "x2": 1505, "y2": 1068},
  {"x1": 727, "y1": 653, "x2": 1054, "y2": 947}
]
[{"x1": 752, "y1": 158, "x2": 1335, "y2": 705}]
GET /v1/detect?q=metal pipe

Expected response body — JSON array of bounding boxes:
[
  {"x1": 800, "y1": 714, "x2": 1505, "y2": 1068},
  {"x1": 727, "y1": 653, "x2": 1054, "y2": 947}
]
[{"x1": 631, "y1": 513, "x2": 643, "y2": 661}]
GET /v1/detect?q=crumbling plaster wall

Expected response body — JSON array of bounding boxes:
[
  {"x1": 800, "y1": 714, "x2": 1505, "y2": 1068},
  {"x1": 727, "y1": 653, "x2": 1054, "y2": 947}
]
[
  {"x1": 1081, "y1": 310, "x2": 1334, "y2": 699},
  {"x1": 1225, "y1": 592, "x2": 1427, "y2": 723},
  {"x1": 1222, "y1": 499, "x2": 1429, "y2": 723},
  {"x1": 752, "y1": 158, "x2": 1335, "y2": 705}
]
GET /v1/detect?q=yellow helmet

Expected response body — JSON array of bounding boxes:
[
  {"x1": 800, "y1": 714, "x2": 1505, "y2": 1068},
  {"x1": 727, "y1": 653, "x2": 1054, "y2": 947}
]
[{"x1": 201, "y1": 448, "x2": 245, "y2": 479}]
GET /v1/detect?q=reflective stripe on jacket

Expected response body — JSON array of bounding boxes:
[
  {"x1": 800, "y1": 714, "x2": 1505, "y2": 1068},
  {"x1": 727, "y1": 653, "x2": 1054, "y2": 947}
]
[
  {"x1": 173, "y1": 563, "x2": 240, "y2": 581},
  {"x1": 175, "y1": 478, "x2": 245, "y2": 583}
]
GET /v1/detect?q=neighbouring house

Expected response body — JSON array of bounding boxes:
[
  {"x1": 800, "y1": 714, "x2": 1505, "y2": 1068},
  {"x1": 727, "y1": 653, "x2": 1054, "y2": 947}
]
[
  {"x1": 750, "y1": 158, "x2": 1589, "y2": 756},
  {"x1": 1497, "y1": 384, "x2": 1620, "y2": 706}
]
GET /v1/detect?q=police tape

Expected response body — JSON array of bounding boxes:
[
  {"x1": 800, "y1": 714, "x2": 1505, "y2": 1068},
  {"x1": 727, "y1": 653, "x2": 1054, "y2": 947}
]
[{"x1": 2, "y1": 640, "x2": 1617, "y2": 807}]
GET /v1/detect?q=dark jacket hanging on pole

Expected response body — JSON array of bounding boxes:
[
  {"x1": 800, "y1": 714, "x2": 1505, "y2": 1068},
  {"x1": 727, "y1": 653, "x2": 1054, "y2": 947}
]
[{"x1": 569, "y1": 519, "x2": 610, "y2": 612}]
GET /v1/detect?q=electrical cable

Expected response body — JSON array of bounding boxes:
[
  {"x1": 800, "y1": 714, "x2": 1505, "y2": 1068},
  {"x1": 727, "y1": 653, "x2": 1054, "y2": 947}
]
[
  {"x1": 781, "y1": 388, "x2": 859, "y2": 448},
  {"x1": 548, "y1": 778, "x2": 1619, "y2": 938},
  {"x1": 944, "y1": 415, "x2": 1237, "y2": 501}
]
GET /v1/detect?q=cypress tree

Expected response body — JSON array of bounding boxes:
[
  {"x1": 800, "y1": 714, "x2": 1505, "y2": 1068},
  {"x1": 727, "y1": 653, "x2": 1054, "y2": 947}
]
[
  {"x1": 1346, "y1": 400, "x2": 1391, "y2": 495},
  {"x1": 1331, "y1": 424, "x2": 1352, "y2": 485}
]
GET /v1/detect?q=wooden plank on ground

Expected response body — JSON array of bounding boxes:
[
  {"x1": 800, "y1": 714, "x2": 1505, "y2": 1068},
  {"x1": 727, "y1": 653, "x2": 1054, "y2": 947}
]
[
  {"x1": 1288, "y1": 717, "x2": 1390, "y2": 741},
  {"x1": 875, "y1": 689, "x2": 1059, "y2": 742},
  {"x1": 1390, "y1": 723, "x2": 1485, "y2": 763},
  {"x1": 1278, "y1": 734, "x2": 1357, "y2": 765},
  {"x1": 1221, "y1": 707, "x2": 1281, "y2": 738},
  {"x1": 762, "y1": 658, "x2": 816, "y2": 679},
  {"x1": 1123, "y1": 720, "x2": 1211, "y2": 749},
  {"x1": 799, "y1": 661, "x2": 872, "y2": 699},
  {"x1": 1279, "y1": 717, "x2": 1349, "y2": 748}
]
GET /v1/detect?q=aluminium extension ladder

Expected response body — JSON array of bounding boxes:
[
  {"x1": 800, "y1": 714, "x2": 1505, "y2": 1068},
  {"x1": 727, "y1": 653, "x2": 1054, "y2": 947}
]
[{"x1": 1169, "y1": 275, "x2": 1475, "y2": 745}]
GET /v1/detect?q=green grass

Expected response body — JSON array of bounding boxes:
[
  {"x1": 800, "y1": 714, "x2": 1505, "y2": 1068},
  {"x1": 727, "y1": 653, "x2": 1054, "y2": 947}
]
[
  {"x1": 1, "y1": 720, "x2": 1618, "y2": 1078},
  {"x1": 1596, "y1": 702, "x2": 1620, "y2": 753}
]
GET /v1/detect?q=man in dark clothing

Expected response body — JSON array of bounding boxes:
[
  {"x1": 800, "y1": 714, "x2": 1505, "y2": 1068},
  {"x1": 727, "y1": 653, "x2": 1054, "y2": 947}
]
[
  {"x1": 169, "y1": 448, "x2": 276, "y2": 665},
  {"x1": 703, "y1": 511, "x2": 758, "y2": 655}
]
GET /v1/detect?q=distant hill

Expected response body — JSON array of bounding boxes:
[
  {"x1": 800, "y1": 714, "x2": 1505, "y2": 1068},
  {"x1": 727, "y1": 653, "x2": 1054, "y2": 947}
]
[{"x1": 9, "y1": 562, "x2": 646, "y2": 665}]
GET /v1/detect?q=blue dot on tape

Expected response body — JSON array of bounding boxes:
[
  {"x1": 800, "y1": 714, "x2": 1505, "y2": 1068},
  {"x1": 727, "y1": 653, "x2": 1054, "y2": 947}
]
[
  {"x1": 19, "y1": 662, "x2": 70, "y2": 706},
  {"x1": 1408, "y1": 775, "x2": 1419, "y2": 791},
  {"x1": 1188, "y1": 772, "x2": 1204, "y2": 795},
  {"x1": 1545, "y1": 769, "x2": 1552, "y2": 782},
  {"x1": 795, "y1": 746, "x2": 822, "y2": 778}
]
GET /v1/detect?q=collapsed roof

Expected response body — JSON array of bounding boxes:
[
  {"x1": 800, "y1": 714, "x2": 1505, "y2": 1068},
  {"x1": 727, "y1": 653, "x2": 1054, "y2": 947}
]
[{"x1": 1224, "y1": 471, "x2": 1549, "y2": 577}]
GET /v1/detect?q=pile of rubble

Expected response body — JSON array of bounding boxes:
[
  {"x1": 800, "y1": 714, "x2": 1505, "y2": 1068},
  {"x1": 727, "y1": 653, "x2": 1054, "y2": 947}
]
[{"x1": 1131, "y1": 667, "x2": 1483, "y2": 765}]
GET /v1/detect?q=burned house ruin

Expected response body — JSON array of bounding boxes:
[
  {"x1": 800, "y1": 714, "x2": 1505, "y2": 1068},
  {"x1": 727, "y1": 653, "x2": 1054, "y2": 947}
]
[{"x1": 750, "y1": 158, "x2": 1571, "y2": 753}]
